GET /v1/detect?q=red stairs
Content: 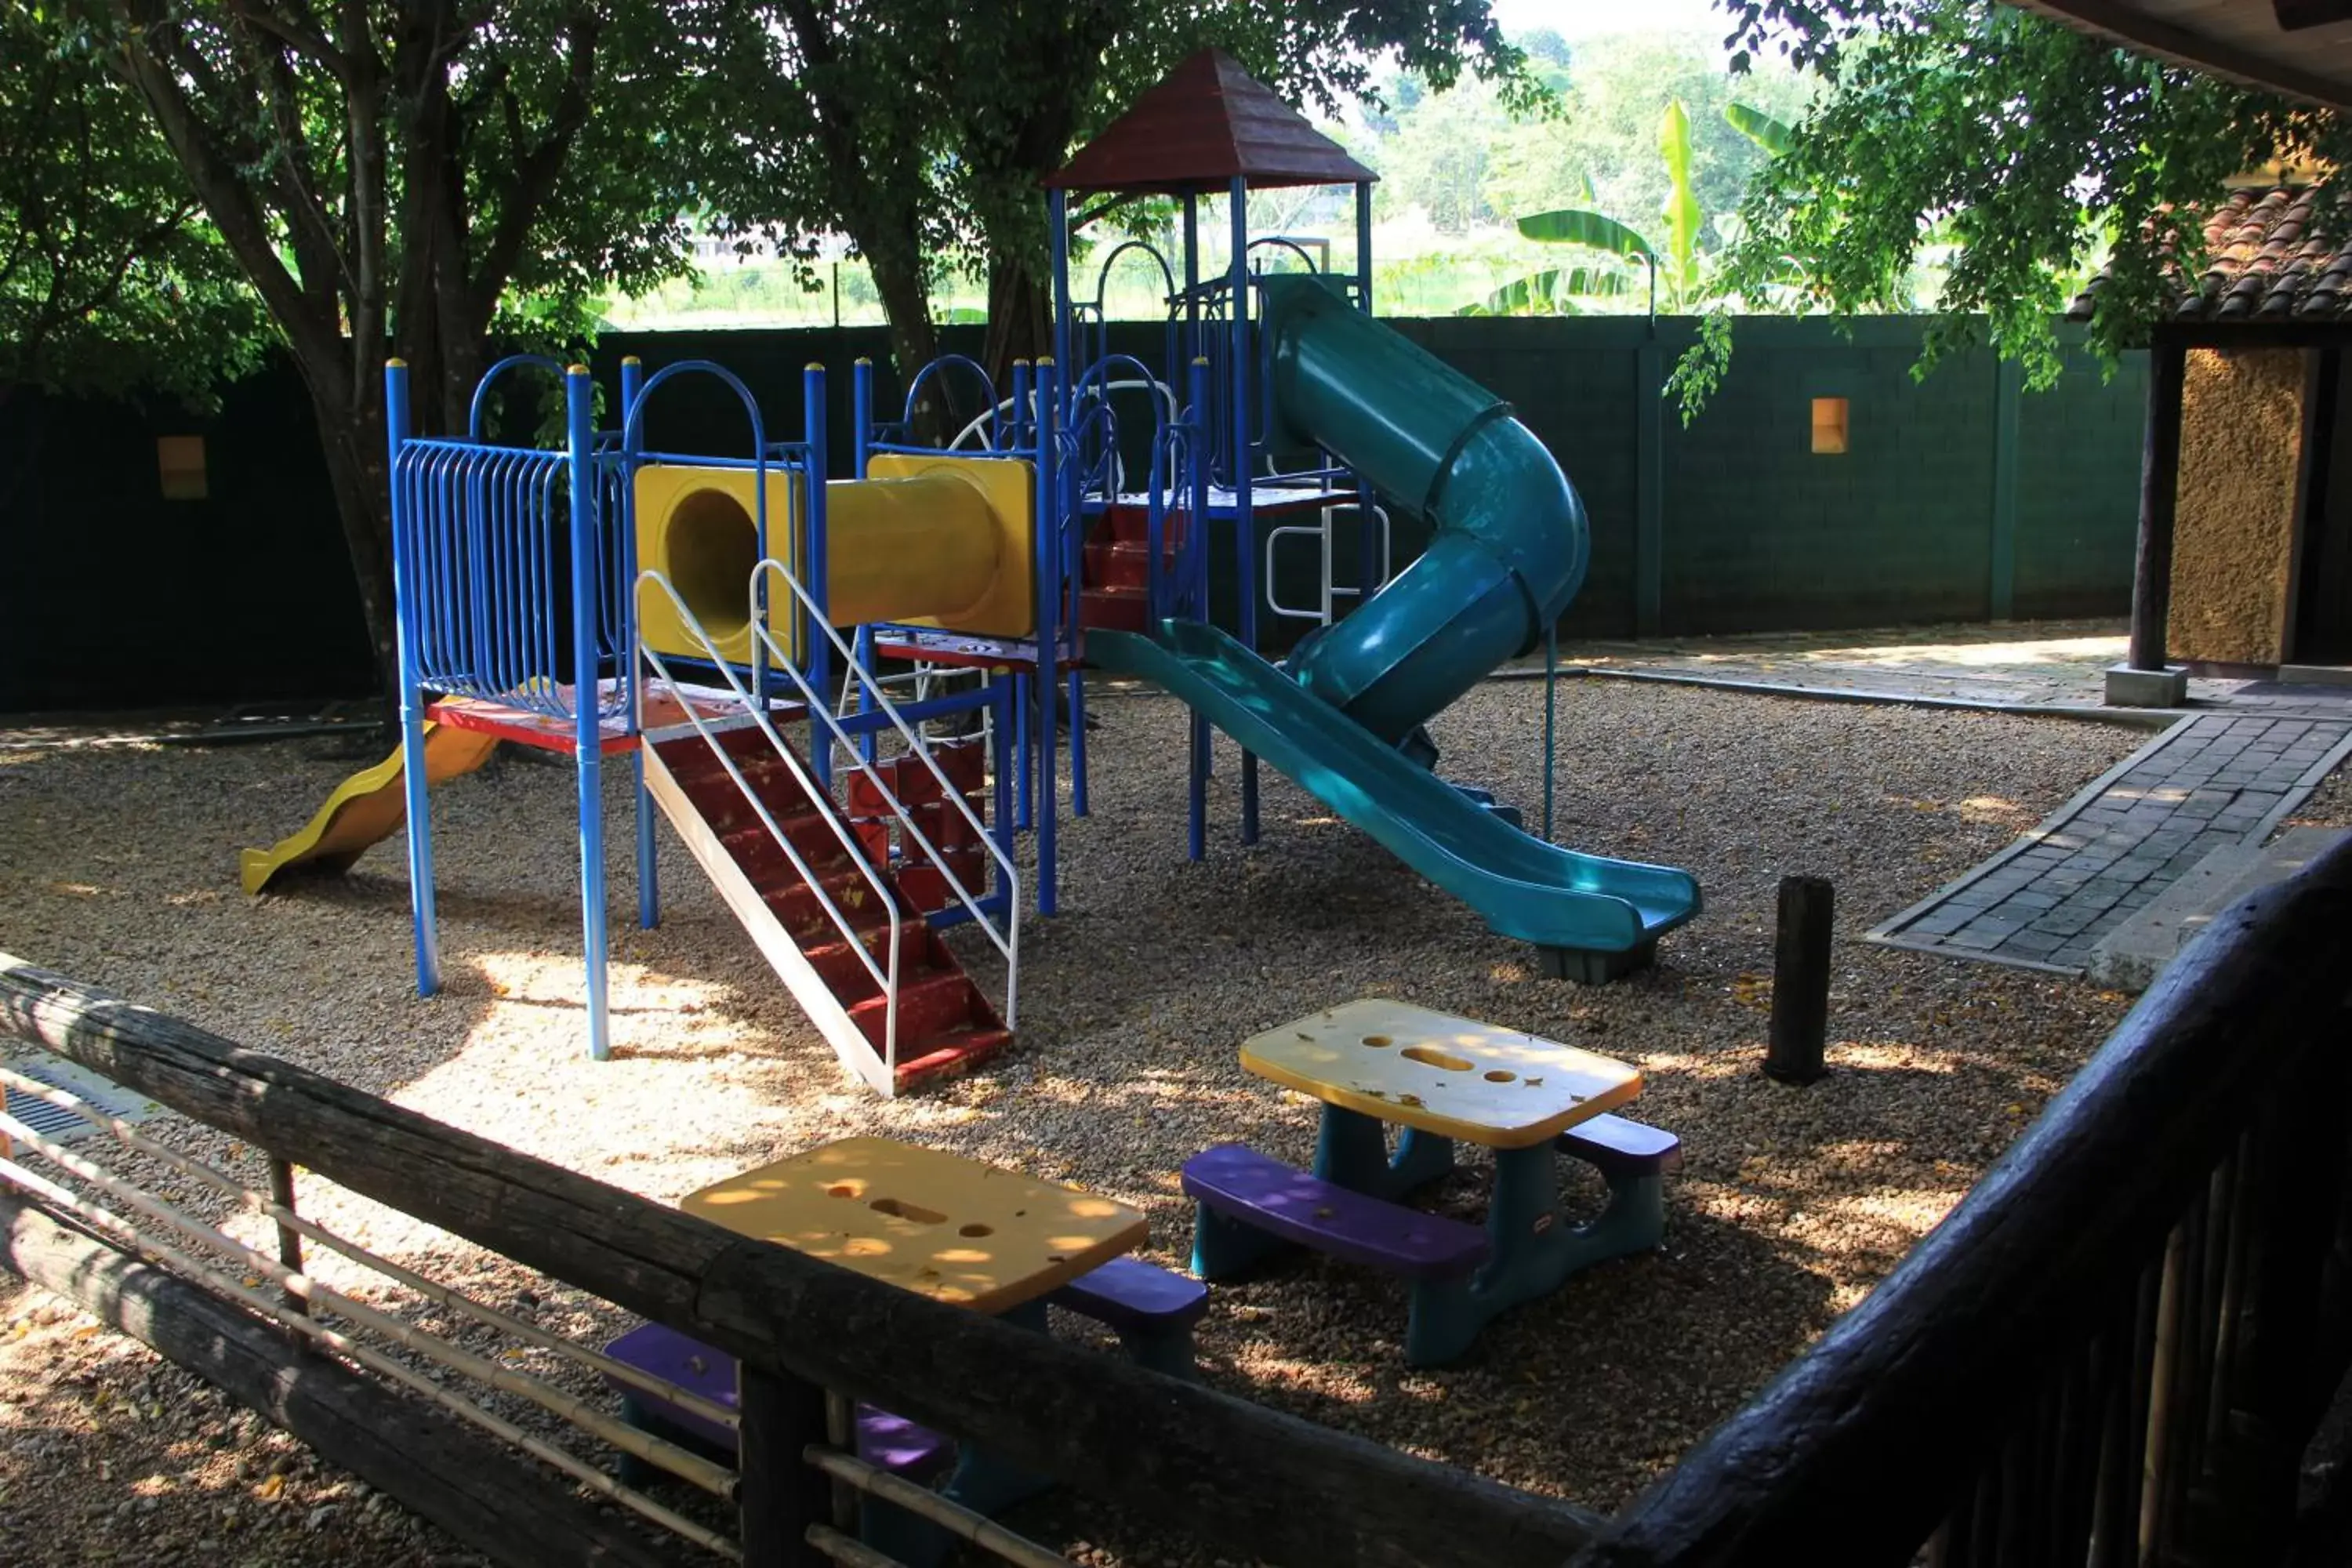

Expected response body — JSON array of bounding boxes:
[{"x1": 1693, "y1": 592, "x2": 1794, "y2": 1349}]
[
  {"x1": 1079, "y1": 502, "x2": 1188, "y2": 633},
  {"x1": 645, "y1": 724, "x2": 1010, "y2": 1094}
]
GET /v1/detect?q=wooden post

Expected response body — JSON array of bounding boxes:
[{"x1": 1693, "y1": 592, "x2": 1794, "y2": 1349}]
[
  {"x1": 2130, "y1": 338, "x2": 2189, "y2": 673},
  {"x1": 1765, "y1": 875, "x2": 1833, "y2": 1085},
  {"x1": 268, "y1": 1157, "x2": 306, "y2": 1316},
  {"x1": 738, "y1": 1360, "x2": 830, "y2": 1567}
]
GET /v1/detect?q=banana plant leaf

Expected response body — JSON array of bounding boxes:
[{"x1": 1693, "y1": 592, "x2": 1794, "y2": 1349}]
[
  {"x1": 1658, "y1": 99, "x2": 1702, "y2": 303},
  {"x1": 1473, "y1": 267, "x2": 1636, "y2": 316},
  {"x1": 1515, "y1": 207, "x2": 1656, "y2": 260},
  {"x1": 1724, "y1": 100, "x2": 1795, "y2": 156}
]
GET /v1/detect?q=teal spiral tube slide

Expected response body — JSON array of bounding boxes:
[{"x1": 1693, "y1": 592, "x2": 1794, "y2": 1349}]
[{"x1": 1089, "y1": 276, "x2": 1699, "y2": 960}]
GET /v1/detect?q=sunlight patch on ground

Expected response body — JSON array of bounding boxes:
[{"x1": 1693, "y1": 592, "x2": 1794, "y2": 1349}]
[
  {"x1": 1624, "y1": 1047, "x2": 1766, "y2": 1082},
  {"x1": 1958, "y1": 795, "x2": 2029, "y2": 825},
  {"x1": 1830, "y1": 1040, "x2": 1957, "y2": 1074},
  {"x1": 1796, "y1": 634, "x2": 2126, "y2": 670}
]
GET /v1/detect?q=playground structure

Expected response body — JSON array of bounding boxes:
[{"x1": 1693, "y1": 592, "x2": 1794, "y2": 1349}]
[{"x1": 244, "y1": 48, "x2": 1701, "y2": 1092}]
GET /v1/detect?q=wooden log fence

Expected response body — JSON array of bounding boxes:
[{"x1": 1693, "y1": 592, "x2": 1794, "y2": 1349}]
[
  {"x1": 0, "y1": 1188, "x2": 674, "y2": 1568},
  {"x1": 0, "y1": 949, "x2": 1602, "y2": 1568}
]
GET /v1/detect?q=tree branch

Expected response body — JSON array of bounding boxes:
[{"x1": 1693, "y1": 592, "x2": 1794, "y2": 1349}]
[
  {"x1": 466, "y1": 7, "x2": 599, "y2": 323},
  {"x1": 100, "y1": 0, "x2": 345, "y2": 388},
  {"x1": 226, "y1": 0, "x2": 347, "y2": 77}
]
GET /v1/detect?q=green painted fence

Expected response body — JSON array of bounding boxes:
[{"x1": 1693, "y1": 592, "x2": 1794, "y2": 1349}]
[{"x1": 0, "y1": 318, "x2": 2143, "y2": 711}]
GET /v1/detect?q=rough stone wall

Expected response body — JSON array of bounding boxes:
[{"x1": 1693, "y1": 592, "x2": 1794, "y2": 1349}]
[{"x1": 2169, "y1": 347, "x2": 2306, "y2": 665}]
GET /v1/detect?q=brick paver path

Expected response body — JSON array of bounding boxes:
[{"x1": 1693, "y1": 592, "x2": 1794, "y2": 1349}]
[{"x1": 1872, "y1": 713, "x2": 2352, "y2": 973}]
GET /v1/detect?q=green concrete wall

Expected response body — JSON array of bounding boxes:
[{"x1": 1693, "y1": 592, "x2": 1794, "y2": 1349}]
[
  {"x1": 0, "y1": 318, "x2": 2145, "y2": 711},
  {"x1": 592, "y1": 317, "x2": 2145, "y2": 645}
]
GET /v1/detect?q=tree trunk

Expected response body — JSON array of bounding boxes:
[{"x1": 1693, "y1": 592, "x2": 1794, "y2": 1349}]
[
  {"x1": 866, "y1": 244, "x2": 950, "y2": 443},
  {"x1": 302, "y1": 387, "x2": 399, "y2": 710},
  {"x1": 982, "y1": 251, "x2": 1054, "y2": 385}
]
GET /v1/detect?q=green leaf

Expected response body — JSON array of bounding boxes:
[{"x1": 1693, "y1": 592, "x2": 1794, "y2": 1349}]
[
  {"x1": 1658, "y1": 99, "x2": 1703, "y2": 303},
  {"x1": 1516, "y1": 207, "x2": 1656, "y2": 260},
  {"x1": 1723, "y1": 100, "x2": 1795, "y2": 156},
  {"x1": 1478, "y1": 267, "x2": 1633, "y2": 315}
]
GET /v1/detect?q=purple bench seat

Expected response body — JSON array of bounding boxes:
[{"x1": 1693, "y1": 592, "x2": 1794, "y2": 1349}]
[
  {"x1": 1181, "y1": 1143, "x2": 1489, "y2": 1279},
  {"x1": 601, "y1": 1322, "x2": 951, "y2": 1479},
  {"x1": 1557, "y1": 1113, "x2": 1682, "y2": 1179},
  {"x1": 1049, "y1": 1254, "x2": 1209, "y2": 1332}
]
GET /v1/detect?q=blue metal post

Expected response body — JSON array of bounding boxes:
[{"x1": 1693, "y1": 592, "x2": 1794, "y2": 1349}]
[
  {"x1": 1065, "y1": 401, "x2": 1088, "y2": 818},
  {"x1": 1182, "y1": 196, "x2": 1200, "y2": 354},
  {"x1": 804, "y1": 363, "x2": 832, "y2": 793},
  {"x1": 1229, "y1": 176, "x2": 1259, "y2": 845},
  {"x1": 384, "y1": 360, "x2": 442, "y2": 997},
  {"x1": 1033, "y1": 356, "x2": 1060, "y2": 916},
  {"x1": 1014, "y1": 672, "x2": 1033, "y2": 830},
  {"x1": 1187, "y1": 354, "x2": 1210, "y2": 863},
  {"x1": 991, "y1": 671, "x2": 1014, "y2": 896},
  {"x1": 620, "y1": 356, "x2": 659, "y2": 932},
  {"x1": 850, "y1": 358, "x2": 877, "y2": 766},
  {"x1": 565, "y1": 365, "x2": 612, "y2": 1061},
  {"x1": 851, "y1": 358, "x2": 873, "y2": 477},
  {"x1": 1051, "y1": 191, "x2": 1073, "y2": 397}
]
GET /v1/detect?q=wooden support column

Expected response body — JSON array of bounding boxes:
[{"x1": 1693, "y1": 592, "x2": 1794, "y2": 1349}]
[
  {"x1": 1765, "y1": 876, "x2": 1834, "y2": 1086},
  {"x1": 737, "y1": 1360, "x2": 832, "y2": 1567},
  {"x1": 2130, "y1": 338, "x2": 2190, "y2": 672}
]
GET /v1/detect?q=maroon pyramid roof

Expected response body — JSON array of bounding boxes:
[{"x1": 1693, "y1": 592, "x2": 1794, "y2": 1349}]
[{"x1": 1046, "y1": 49, "x2": 1377, "y2": 195}]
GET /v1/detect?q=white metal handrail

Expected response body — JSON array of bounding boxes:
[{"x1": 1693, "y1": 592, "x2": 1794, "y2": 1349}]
[
  {"x1": 1265, "y1": 502, "x2": 1392, "y2": 626},
  {"x1": 748, "y1": 558, "x2": 1018, "y2": 1033},
  {"x1": 634, "y1": 572, "x2": 906, "y2": 1069}
]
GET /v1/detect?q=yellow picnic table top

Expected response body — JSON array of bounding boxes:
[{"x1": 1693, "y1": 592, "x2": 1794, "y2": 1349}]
[
  {"x1": 681, "y1": 1136, "x2": 1148, "y2": 1315},
  {"x1": 1240, "y1": 999, "x2": 1643, "y2": 1150}
]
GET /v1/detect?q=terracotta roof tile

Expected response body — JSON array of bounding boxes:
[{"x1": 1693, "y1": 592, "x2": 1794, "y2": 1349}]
[
  {"x1": 2070, "y1": 184, "x2": 2352, "y2": 323},
  {"x1": 1045, "y1": 49, "x2": 1376, "y2": 195}
]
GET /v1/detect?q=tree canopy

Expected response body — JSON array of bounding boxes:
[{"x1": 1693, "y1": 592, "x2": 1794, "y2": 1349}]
[
  {"x1": 1361, "y1": 28, "x2": 1809, "y2": 244},
  {"x1": 1679, "y1": 0, "x2": 2349, "y2": 408},
  {"x1": 702, "y1": 2, "x2": 1536, "y2": 390},
  {"x1": 20, "y1": 0, "x2": 721, "y2": 693},
  {"x1": 0, "y1": 5, "x2": 262, "y2": 403}
]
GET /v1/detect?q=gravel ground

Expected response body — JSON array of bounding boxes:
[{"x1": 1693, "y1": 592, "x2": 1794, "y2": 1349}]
[{"x1": 0, "y1": 678, "x2": 2194, "y2": 1563}]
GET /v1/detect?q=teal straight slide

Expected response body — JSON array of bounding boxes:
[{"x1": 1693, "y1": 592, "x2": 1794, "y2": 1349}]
[{"x1": 1089, "y1": 274, "x2": 1700, "y2": 961}]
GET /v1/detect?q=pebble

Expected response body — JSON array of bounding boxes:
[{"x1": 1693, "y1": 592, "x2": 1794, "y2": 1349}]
[{"x1": 2, "y1": 681, "x2": 2343, "y2": 1565}]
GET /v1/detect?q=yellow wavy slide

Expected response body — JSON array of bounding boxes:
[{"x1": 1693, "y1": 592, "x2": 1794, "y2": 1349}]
[{"x1": 240, "y1": 721, "x2": 499, "y2": 895}]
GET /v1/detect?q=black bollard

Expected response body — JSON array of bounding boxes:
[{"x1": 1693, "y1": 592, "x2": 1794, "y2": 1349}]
[{"x1": 1765, "y1": 874, "x2": 1833, "y2": 1085}]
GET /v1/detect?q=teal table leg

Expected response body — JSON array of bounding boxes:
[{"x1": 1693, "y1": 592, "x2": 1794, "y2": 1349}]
[
  {"x1": 863, "y1": 1301, "x2": 1054, "y2": 1564},
  {"x1": 1313, "y1": 1106, "x2": 1454, "y2": 1199},
  {"x1": 1400, "y1": 1142, "x2": 1672, "y2": 1368},
  {"x1": 1313, "y1": 1105, "x2": 1391, "y2": 1189},
  {"x1": 1193, "y1": 1196, "x2": 1289, "y2": 1278},
  {"x1": 1388, "y1": 1126, "x2": 1457, "y2": 1195},
  {"x1": 1116, "y1": 1325, "x2": 1200, "y2": 1381}
]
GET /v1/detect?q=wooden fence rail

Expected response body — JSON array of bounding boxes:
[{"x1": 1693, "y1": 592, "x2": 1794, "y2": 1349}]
[
  {"x1": 1567, "y1": 835, "x2": 2352, "y2": 1567},
  {"x1": 0, "y1": 949, "x2": 1600, "y2": 1568}
]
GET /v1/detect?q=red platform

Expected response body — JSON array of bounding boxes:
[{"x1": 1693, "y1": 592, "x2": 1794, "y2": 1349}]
[{"x1": 429, "y1": 680, "x2": 795, "y2": 756}]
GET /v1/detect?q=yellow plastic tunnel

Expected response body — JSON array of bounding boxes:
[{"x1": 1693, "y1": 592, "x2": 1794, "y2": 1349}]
[{"x1": 634, "y1": 453, "x2": 1034, "y2": 666}]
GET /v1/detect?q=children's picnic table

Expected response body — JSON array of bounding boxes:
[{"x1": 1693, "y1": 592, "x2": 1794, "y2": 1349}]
[
  {"x1": 683, "y1": 1136, "x2": 1148, "y2": 1557},
  {"x1": 683, "y1": 1134, "x2": 1147, "y2": 1312},
  {"x1": 1204, "y1": 998, "x2": 1652, "y2": 1363}
]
